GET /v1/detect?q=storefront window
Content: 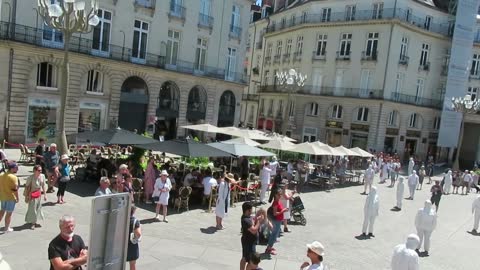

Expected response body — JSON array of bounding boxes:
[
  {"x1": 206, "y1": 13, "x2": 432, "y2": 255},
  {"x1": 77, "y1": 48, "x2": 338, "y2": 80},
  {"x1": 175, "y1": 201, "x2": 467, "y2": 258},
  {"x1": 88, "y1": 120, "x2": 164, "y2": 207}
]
[
  {"x1": 27, "y1": 99, "x2": 58, "y2": 143},
  {"x1": 78, "y1": 102, "x2": 104, "y2": 132},
  {"x1": 326, "y1": 129, "x2": 342, "y2": 146},
  {"x1": 351, "y1": 133, "x2": 368, "y2": 149}
]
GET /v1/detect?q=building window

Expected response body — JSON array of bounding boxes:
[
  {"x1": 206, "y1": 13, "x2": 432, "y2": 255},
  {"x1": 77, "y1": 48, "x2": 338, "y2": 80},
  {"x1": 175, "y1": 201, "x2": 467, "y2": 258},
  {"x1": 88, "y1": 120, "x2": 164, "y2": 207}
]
[
  {"x1": 365, "y1": 32, "x2": 379, "y2": 58},
  {"x1": 303, "y1": 127, "x2": 317, "y2": 143},
  {"x1": 264, "y1": 70, "x2": 270, "y2": 85},
  {"x1": 166, "y1": 29, "x2": 180, "y2": 65},
  {"x1": 268, "y1": 99, "x2": 274, "y2": 116},
  {"x1": 387, "y1": 111, "x2": 398, "y2": 127},
  {"x1": 27, "y1": 99, "x2": 58, "y2": 143},
  {"x1": 266, "y1": 43, "x2": 273, "y2": 57},
  {"x1": 301, "y1": 11, "x2": 307, "y2": 23},
  {"x1": 400, "y1": 36, "x2": 408, "y2": 61},
  {"x1": 433, "y1": 117, "x2": 441, "y2": 130},
  {"x1": 195, "y1": 38, "x2": 208, "y2": 72},
  {"x1": 345, "y1": 5, "x2": 356, "y2": 21},
  {"x1": 276, "y1": 40, "x2": 283, "y2": 56},
  {"x1": 415, "y1": 78, "x2": 425, "y2": 103},
  {"x1": 357, "y1": 107, "x2": 369, "y2": 122},
  {"x1": 424, "y1": 16, "x2": 432, "y2": 30},
  {"x1": 200, "y1": 0, "x2": 211, "y2": 16},
  {"x1": 420, "y1": 43, "x2": 429, "y2": 67},
  {"x1": 295, "y1": 35, "x2": 304, "y2": 55},
  {"x1": 316, "y1": 34, "x2": 327, "y2": 56},
  {"x1": 409, "y1": 113, "x2": 419, "y2": 128},
  {"x1": 78, "y1": 103, "x2": 103, "y2": 133},
  {"x1": 471, "y1": 54, "x2": 480, "y2": 76},
  {"x1": 42, "y1": 0, "x2": 63, "y2": 46},
  {"x1": 285, "y1": 38, "x2": 292, "y2": 55},
  {"x1": 92, "y1": 9, "x2": 111, "y2": 53},
  {"x1": 281, "y1": 17, "x2": 286, "y2": 28},
  {"x1": 259, "y1": 99, "x2": 265, "y2": 115},
  {"x1": 372, "y1": 2, "x2": 383, "y2": 19},
  {"x1": 467, "y1": 87, "x2": 478, "y2": 100},
  {"x1": 331, "y1": 105, "x2": 342, "y2": 119},
  {"x1": 230, "y1": 4, "x2": 241, "y2": 38},
  {"x1": 86, "y1": 70, "x2": 103, "y2": 94},
  {"x1": 291, "y1": 14, "x2": 296, "y2": 26},
  {"x1": 36, "y1": 62, "x2": 55, "y2": 88},
  {"x1": 306, "y1": 103, "x2": 319, "y2": 116},
  {"x1": 132, "y1": 20, "x2": 149, "y2": 62},
  {"x1": 339, "y1": 33, "x2": 352, "y2": 57},
  {"x1": 406, "y1": 8, "x2": 412, "y2": 22},
  {"x1": 394, "y1": 73, "x2": 405, "y2": 96},
  {"x1": 288, "y1": 100, "x2": 295, "y2": 117},
  {"x1": 322, "y1": 8, "x2": 331, "y2": 22},
  {"x1": 225, "y1": 47, "x2": 237, "y2": 81}
]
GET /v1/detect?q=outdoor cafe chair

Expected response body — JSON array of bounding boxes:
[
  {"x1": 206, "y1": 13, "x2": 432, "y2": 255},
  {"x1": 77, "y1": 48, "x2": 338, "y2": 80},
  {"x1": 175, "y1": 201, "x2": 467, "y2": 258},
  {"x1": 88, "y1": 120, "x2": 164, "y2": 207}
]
[
  {"x1": 18, "y1": 144, "x2": 26, "y2": 162},
  {"x1": 22, "y1": 144, "x2": 35, "y2": 163},
  {"x1": 176, "y1": 186, "x2": 192, "y2": 212}
]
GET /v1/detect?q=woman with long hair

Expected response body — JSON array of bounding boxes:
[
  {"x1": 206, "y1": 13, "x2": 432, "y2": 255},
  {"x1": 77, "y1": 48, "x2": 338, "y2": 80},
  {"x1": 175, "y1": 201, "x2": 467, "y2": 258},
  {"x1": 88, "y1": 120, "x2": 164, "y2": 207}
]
[
  {"x1": 144, "y1": 157, "x2": 157, "y2": 204},
  {"x1": 23, "y1": 165, "x2": 47, "y2": 229}
]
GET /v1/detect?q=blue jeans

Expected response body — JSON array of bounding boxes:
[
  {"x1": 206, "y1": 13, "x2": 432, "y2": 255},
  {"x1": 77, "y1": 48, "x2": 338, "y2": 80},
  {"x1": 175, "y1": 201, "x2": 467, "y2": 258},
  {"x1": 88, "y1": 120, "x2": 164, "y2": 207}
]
[{"x1": 268, "y1": 219, "x2": 282, "y2": 247}]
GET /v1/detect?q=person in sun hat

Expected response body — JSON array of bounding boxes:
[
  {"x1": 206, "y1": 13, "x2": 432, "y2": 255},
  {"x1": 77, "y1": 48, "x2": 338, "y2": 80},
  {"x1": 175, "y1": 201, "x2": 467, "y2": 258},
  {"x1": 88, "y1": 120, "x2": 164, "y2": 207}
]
[
  {"x1": 153, "y1": 170, "x2": 172, "y2": 222},
  {"x1": 300, "y1": 241, "x2": 328, "y2": 270},
  {"x1": 54, "y1": 154, "x2": 71, "y2": 204}
]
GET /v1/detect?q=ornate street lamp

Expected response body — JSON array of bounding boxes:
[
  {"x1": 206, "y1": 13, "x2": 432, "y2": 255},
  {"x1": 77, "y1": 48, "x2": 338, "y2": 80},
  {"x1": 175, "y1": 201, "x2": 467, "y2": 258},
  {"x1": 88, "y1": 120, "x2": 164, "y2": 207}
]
[
  {"x1": 451, "y1": 94, "x2": 480, "y2": 170},
  {"x1": 38, "y1": 0, "x2": 99, "y2": 154},
  {"x1": 276, "y1": 69, "x2": 307, "y2": 135}
]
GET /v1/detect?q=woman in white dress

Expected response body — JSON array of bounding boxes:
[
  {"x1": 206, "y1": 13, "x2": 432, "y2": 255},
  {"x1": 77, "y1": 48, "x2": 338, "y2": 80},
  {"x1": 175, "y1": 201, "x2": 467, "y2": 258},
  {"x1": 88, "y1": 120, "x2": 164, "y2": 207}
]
[
  {"x1": 153, "y1": 170, "x2": 172, "y2": 223},
  {"x1": 215, "y1": 173, "x2": 238, "y2": 230},
  {"x1": 280, "y1": 184, "x2": 294, "y2": 232}
]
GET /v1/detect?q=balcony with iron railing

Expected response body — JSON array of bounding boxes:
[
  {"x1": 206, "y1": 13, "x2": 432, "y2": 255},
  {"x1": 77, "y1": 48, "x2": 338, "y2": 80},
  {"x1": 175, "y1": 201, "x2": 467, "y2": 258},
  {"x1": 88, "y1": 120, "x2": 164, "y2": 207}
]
[
  {"x1": 156, "y1": 97, "x2": 180, "y2": 118},
  {"x1": 169, "y1": 3, "x2": 186, "y2": 21},
  {"x1": 336, "y1": 51, "x2": 351, "y2": 61},
  {"x1": 273, "y1": 54, "x2": 281, "y2": 64},
  {"x1": 134, "y1": 0, "x2": 156, "y2": 9},
  {"x1": 399, "y1": 55, "x2": 409, "y2": 65},
  {"x1": 390, "y1": 92, "x2": 442, "y2": 109},
  {"x1": 0, "y1": 22, "x2": 248, "y2": 84},
  {"x1": 265, "y1": 8, "x2": 452, "y2": 38},
  {"x1": 419, "y1": 61, "x2": 430, "y2": 72},
  {"x1": 361, "y1": 50, "x2": 378, "y2": 61},
  {"x1": 198, "y1": 13, "x2": 214, "y2": 30},
  {"x1": 293, "y1": 51, "x2": 302, "y2": 62},
  {"x1": 312, "y1": 51, "x2": 326, "y2": 61},
  {"x1": 264, "y1": 56, "x2": 272, "y2": 65},
  {"x1": 229, "y1": 25, "x2": 242, "y2": 39}
]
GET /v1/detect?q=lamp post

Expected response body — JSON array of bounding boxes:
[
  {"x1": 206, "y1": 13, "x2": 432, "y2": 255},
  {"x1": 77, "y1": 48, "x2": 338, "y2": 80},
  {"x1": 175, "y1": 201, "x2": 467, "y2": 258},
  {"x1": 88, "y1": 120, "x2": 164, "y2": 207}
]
[
  {"x1": 38, "y1": 0, "x2": 99, "y2": 154},
  {"x1": 451, "y1": 94, "x2": 480, "y2": 170},
  {"x1": 276, "y1": 69, "x2": 307, "y2": 135}
]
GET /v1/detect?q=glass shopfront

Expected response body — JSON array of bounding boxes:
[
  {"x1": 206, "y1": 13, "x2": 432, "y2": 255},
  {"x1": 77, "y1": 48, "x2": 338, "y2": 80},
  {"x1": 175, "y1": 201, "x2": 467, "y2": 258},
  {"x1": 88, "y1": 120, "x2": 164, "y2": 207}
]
[
  {"x1": 351, "y1": 133, "x2": 368, "y2": 149},
  {"x1": 26, "y1": 98, "x2": 59, "y2": 143},
  {"x1": 78, "y1": 102, "x2": 105, "y2": 132}
]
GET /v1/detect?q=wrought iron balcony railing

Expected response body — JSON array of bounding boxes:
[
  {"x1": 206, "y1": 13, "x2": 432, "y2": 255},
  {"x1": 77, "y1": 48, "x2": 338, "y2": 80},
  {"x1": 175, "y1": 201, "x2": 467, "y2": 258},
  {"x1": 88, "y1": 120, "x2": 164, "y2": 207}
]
[
  {"x1": 399, "y1": 55, "x2": 409, "y2": 65},
  {"x1": 198, "y1": 13, "x2": 214, "y2": 30},
  {"x1": 229, "y1": 25, "x2": 242, "y2": 39},
  {"x1": 169, "y1": 4, "x2": 186, "y2": 21}
]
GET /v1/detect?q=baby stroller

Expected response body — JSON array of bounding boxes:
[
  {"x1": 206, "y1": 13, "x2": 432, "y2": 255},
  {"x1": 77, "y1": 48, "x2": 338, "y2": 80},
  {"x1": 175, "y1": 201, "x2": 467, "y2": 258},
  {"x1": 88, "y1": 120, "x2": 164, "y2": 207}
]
[{"x1": 291, "y1": 195, "x2": 306, "y2": 226}]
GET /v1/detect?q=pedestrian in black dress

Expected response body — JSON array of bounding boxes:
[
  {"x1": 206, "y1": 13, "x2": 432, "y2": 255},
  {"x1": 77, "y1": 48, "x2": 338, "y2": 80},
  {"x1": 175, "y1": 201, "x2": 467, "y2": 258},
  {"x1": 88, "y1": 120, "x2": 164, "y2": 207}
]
[{"x1": 127, "y1": 205, "x2": 142, "y2": 270}]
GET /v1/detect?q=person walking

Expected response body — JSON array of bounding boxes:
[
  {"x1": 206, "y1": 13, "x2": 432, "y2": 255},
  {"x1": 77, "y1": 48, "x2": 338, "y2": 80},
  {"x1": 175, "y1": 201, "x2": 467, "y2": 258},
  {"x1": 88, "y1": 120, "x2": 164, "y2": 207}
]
[
  {"x1": 23, "y1": 165, "x2": 47, "y2": 229},
  {"x1": 362, "y1": 164, "x2": 375, "y2": 195},
  {"x1": 34, "y1": 138, "x2": 47, "y2": 171},
  {"x1": 0, "y1": 162, "x2": 19, "y2": 233},
  {"x1": 215, "y1": 173, "x2": 236, "y2": 230},
  {"x1": 417, "y1": 166, "x2": 426, "y2": 190},
  {"x1": 127, "y1": 205, "x2": 142, "y2": 270},
  {"x1": 240, "y1": 202, "x2": 263, "y2": 270},
  {"x1": 143, "y1": 157, "x2": 157, "y2": 204},
  {"x1": 391, "y1": 234, "x2": 420, "y2": 270},
  {"x1": 300, "y1": 241, "x2": 328, "y2": 270},
  {"x1": 43, "y1": 143, "x2": 60, "y2": 193},
  {"x1": 389, "y1": 159, "x2": 400, "y2": 187},
  {"x1": 414, "y1": 200, "x2": 437, "y2": 256},
  {"x1": 48, "y1": 215, "x2": 87, "y2": 270},
  {"x1": 471, "y1": 195, "x2": 480, "y2": 234},
  {"x1": 462, "y1": 170, "x2": 473, "y2": 195},
  {"x1": 361, "y1": 186, "x2": 380, "y2": 237},
  {"x1": 265, "y1": 188, "x2": 288, "y2": 255},
  {"x1": 55, "y1": 155, "x2": 71, "y2": 204},
  {"x1": 153, "y1": 170, "x2": 172, "y2": 222},
  {"x1": 443, "y1": 170, "x2": 453, "y2": 195},
  {"x1": 407, "y1": 158, "x2": 415, "y2": 176},
  {"x1": 407, "y1": 171, "x2": 419, "y2": 200},
  {"x1": 426, "y1": 161, "x2": 434, "y2": 184},
  {"x1": 280, "y1": 184, "x2": 294, "y2": 233},
  {"x1": 430, "y1": 180, "x2": 443, "y2": 211},
  {"x1": 394, "y1": 177, "x2": 405, "y2": 211},
  {"x1": 259, "y1": 163, "x2": 272, "y2": 204}
]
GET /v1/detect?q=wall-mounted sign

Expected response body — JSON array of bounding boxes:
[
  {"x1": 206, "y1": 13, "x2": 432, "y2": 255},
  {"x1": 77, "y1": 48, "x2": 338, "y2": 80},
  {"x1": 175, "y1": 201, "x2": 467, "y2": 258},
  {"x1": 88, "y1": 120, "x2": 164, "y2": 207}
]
[
  {"x1": 406, "y1": 130, "x2": 421, "y2": 138},
  {"x1": 350, "y1": 123, "x2": 370, "y2": 132},
  {"x1": 386, "y1": 128, "x2": 399, "y2": 136},
  {"x1": 325, "y1": 121, "x2": 343, "y2": 129}
]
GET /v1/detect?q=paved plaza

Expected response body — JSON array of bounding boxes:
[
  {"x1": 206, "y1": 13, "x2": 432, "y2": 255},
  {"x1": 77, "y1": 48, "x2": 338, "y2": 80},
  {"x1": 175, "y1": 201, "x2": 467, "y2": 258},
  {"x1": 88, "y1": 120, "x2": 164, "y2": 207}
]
[{"x1": 0, "y1": 149, "x2": 478, "y2": 270}]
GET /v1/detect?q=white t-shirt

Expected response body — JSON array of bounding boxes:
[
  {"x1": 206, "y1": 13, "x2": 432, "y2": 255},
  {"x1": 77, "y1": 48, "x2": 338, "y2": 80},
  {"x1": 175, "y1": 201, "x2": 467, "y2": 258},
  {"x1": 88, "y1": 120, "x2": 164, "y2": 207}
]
[
  {"x1": 183, "y1": 173, "x2": 195, "y2": 186},
  {"x1": 203, "y1": 176, "x2": 218, "y2": 196},
  {"x1": 303, "y1": 263, "x2": 327, "y2": 270},
  {"x1": 260, "y1": 167, "x2": 272, "y2": 183},
  {"x1": 270, "y1": 161, "x2": 279, "y2": 176}
]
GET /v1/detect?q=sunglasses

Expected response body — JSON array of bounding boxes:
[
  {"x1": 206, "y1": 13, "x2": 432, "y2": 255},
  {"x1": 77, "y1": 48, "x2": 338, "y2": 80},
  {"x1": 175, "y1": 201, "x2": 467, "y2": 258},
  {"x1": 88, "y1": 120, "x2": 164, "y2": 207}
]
[{"x1": 36, "y1": 169, "x2": 42, "y2": 172}]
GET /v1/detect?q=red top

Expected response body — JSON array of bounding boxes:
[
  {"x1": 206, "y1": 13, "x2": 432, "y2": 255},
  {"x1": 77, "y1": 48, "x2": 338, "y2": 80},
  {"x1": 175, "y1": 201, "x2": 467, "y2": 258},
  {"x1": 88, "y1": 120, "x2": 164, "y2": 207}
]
[{"x1": 272, "y1": 200, "x2": 285, "y2": 221}]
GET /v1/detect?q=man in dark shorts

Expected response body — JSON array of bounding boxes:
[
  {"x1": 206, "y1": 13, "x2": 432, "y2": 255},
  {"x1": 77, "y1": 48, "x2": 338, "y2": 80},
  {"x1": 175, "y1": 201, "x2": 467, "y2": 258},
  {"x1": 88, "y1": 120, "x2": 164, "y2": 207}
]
[
  {"x1": 240, "y1": 202, "x2": 263, "y2": 270},
  {"x1": 48, "y1": 215, "x2": 87, "y2": 270}
]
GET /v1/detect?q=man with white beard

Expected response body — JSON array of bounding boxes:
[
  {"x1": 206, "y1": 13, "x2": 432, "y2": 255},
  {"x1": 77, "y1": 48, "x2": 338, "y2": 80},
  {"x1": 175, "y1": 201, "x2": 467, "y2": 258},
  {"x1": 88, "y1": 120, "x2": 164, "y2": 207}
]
[
  {"x1": 361, "y1": 186, "x2": 379, "y2": 237},
  {"x1": 407, "y1": 171, "x2": 419, "y2": 200},
  {"x1": 391, "y1": 234, "x2": 420, "y2": 270},
  {"x1": 393, "y1": 177, "x2": 405, "y2": 211},
  {"x1": 414, "y1": 200, "x2": 437, "y2": 256},
  {"x1": 443, "y1": 170, "x2": 453, "y2": 195},
  {"x1": 362, "y1": 164, "x2": 375, "y2": 195},
  {"x1": 472, "y1": 195, "x2": 480, "y2": 234}
]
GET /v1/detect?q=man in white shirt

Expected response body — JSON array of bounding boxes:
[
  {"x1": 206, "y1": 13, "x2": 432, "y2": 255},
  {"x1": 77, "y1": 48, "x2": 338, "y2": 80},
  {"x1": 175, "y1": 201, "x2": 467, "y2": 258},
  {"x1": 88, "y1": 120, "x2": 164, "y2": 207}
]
[
  {"x1": 270, "y1": 156, "x2": 279, "y2": 177},
  {"x1": 260, "y1": 163, "x2": 272, "y2": 204},
  {"x1": 300, "y1": 241, "x2": 328, "y2": 270},
  {"x1": 183, "y1": 170, "x2": 196, "y2": 187},
  {"x1": 202, "y1": 173, "x2": 217, "y2": 197}
]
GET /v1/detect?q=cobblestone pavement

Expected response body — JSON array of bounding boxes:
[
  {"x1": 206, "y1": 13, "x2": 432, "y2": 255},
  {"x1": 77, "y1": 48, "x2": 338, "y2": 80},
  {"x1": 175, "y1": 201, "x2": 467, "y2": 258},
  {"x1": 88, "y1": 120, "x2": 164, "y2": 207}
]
[{"x1": 0, "y1": 149, "x2": 478, "y2": 270}]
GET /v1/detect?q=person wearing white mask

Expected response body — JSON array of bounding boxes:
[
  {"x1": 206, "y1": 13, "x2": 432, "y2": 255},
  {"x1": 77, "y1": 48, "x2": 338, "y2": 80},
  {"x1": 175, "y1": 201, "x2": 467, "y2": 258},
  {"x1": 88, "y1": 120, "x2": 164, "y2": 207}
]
[
  {"x1": 443, "y1": 170, "x2": 453, "y2": 195},
  {"x1": 393, "y1": 177, "x2": 405, "y2": 211},
  {"x1": 361, "y1": 186, "x2": 379, "y2": 237},
  {"x1": 407, "y1": 171, "x2": 419, "y2": 200},
  {"x1": 391, "y1": 234, "x2": 420, "y2": 270},
  {"x1": 414, "y1": 200, "x2": 437, "y2": 256},
  {"x1": 380, "y1": 160, "x2": 388, "y2": 184},
  {"x1": 471, "y1": 195, "x2": 480, "y2": 234},
  {"x1": 407, "y1": 158, "x2": 415, "y2": 176},
  {"x1": 362, "y1": 164, "x2": 375, "y2": 195},
  {"x1": 0, "y1": 252, "x2": 11, "y2": 270},
  {"x1": 259, "y1": 163, "x2": 272, "y2": 204}
]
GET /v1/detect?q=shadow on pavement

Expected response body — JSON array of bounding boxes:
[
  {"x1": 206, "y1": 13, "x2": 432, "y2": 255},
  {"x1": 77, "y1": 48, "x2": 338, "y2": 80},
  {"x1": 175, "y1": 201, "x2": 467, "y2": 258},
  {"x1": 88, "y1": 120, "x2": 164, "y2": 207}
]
[
  {"x1": 12, "y1": 223, "x2": 32, "y2": 232},
  {"x1": 354, "y1": 234, "x2": 370, "y2": 240},
  {"x1": 42, "y1": 202, "x2": 57, "y2": 207},
  {"x1": 200, "y1": 226, "x2": 218, "y2": 234},
  {"x1": 466, "y1": 230, "x2": 480, "y2": 236},
  {"x1": 139, "y1": 218, "x2": 161, "y2": 225},
  {"x1": 390, "y1": 207, "x2": 401, "y2": 212}
]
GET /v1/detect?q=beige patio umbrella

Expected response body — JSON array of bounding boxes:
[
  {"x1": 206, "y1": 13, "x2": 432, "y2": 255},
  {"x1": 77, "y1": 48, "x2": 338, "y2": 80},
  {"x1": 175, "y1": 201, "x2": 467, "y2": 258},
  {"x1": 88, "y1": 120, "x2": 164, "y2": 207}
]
[
  {"x1": 266, "y1": 132, "x2": 297, "y2": 142},
  {"x1": 350, "y1": 147, "x2": 374, "y2": 158},
  {"x1": 259, "y1": 137, "x2": 295, "y2": 151},
  {"x1": 334, "y1": 145, "x2": 361, "y2": 156},
  {"x1": 221, "y1": 137, "x2": 261, "y2": 147},
  {"x1": 217, "y1": 127, "x2": 272, "y2": 140},
  {"x1": 181, "y1": 123, "x2": 223, "y2": 133},
  {"x1": 288, "y1": 142, "x2": 335, "y2": 155}
]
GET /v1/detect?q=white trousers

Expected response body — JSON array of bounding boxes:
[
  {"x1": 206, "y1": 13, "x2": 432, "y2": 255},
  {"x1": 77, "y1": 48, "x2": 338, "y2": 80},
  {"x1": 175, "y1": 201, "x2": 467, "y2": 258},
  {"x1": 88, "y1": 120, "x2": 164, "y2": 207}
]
[
  {"x1": 408, "y1": 185, "x2": 416, "y2": 198},
  {"x1": 260, "y1": 181, "x2": 269, "y2": 202},
  {"x1": 396, "y1": 195, "x2": 403, "y2": 209},
  {"x1": 444, "y1": 182, "x2": 452, "y2": 194},
  {"x1": 417, "y1": 229, "x2": 433, "y2": 251},
  {"x1": 474, "y1": 212, "x2": 480, "y2": 231},
  {"x1": 362, "y1": 215, "x2": 376, "y2": 234}
]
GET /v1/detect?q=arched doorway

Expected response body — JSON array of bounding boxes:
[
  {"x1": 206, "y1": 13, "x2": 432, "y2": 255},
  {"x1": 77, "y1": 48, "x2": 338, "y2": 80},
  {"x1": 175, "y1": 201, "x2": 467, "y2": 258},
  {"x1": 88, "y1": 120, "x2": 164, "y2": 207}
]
[
  {"x1": 217, "y1": 90, "x2": 236, "y2": 140},
  {"x1": 155, "y1": 81, "x2": 180, "y2": 140},
  {"x1": 118, "y1": 76, "x2": 149, "y2": 133},
  {"x1": 186, "y1": 86, "x2": 207, "y2": 139}
]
